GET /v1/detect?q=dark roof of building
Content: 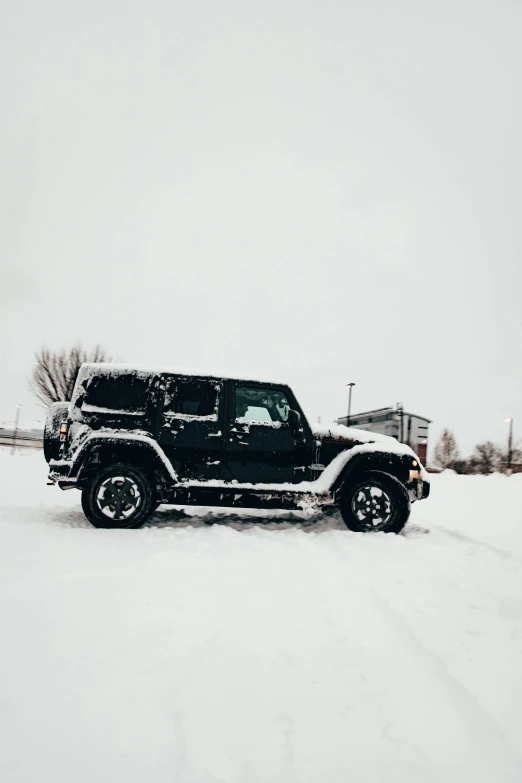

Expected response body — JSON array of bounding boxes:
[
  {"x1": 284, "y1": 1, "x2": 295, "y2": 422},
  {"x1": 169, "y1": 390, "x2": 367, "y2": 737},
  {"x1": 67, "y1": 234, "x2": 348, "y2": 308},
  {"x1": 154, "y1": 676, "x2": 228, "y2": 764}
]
[{"x1": 339, "y1": 407, "x2": 432, "y2": 424}]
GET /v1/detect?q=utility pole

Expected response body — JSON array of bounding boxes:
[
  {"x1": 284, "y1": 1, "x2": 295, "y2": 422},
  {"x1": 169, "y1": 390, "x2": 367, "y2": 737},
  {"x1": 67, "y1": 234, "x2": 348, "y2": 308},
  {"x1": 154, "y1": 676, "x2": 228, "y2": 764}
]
[
  {"x1": 346, "y1": 383, "x2": 355, "y2": 427},
  {"x1": 505, "y1": 418, "x2": 514, "y2": 473},
  {"x1": 12, "y1": 404, "x2": 22, "y2": 454},
  {"x1": 397, "y1": 402, "x2": 404, "y2": 443}
]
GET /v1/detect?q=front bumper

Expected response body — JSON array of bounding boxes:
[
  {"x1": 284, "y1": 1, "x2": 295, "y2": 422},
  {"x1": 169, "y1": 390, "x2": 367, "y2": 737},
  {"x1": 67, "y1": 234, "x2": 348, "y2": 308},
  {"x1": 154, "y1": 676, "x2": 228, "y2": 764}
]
[{"x1": 405, "y1": 478, "x2": 430, "y2": 502}]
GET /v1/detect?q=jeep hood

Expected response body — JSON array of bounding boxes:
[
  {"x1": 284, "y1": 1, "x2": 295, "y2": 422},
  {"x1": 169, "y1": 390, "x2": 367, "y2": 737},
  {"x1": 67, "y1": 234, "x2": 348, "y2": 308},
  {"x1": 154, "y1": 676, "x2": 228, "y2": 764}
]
[
  {"x1": 311, "y1": 421, "x2": 428, "y2": 479},
  {"x1": 311, "y1": 421, "x2": 398, "y2": 446}
]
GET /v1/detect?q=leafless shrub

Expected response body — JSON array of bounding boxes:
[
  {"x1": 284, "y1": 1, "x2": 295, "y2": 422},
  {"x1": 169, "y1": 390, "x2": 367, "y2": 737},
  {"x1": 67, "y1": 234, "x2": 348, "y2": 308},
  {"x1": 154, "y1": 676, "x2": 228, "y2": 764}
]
[
  {"x1": 471, "y1": 441, "x2": 503, "y2": 475},
  {"x1": 433, "y1": 428, "x2": 460, "y2": 470},
  {"x1": 29, "y1": 343, "x2": 112, "y2": 408}
]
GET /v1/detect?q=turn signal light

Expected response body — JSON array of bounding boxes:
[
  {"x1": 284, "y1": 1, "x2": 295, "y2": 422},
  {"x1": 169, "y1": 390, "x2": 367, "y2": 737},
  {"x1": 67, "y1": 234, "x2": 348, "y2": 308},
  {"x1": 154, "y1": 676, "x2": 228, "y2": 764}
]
[{"x1": 59, "y1": 421, "x2": 67, "y2": 441}]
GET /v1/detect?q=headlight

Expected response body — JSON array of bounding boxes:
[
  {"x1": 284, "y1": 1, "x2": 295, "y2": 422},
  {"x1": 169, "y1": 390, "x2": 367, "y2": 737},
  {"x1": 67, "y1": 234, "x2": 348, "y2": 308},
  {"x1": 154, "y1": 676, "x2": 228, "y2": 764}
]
[{"x1": 409, "y1": 469, "x2": 421, "y2": 481}]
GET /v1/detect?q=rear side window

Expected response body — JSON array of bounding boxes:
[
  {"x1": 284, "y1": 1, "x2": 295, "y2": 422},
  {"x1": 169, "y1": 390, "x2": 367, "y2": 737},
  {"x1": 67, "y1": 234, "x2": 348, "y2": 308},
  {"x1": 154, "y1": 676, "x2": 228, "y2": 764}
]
[
  {"x1": 84, "y1": 374, "x2": 149, "y2": 413},
  {"x1": 164, "y1": 378, "x2": 220, "y2": 418}
]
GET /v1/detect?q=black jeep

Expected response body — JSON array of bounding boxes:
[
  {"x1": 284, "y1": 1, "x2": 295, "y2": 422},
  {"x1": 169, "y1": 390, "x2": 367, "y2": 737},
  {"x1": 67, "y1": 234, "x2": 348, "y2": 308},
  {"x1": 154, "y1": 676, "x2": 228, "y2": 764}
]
[{"x1": 44, "y1": 364, "x2": 430, "y2": 532}]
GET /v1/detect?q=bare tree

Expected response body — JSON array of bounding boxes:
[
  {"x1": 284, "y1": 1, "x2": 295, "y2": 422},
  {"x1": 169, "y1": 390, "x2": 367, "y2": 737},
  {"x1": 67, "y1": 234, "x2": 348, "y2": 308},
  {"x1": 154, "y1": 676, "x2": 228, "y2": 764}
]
[
  {"x1": 498, "y1": 445, "x2": 522, "y2": 473},
  {"x1": 512, "y1": 447, "x2": 522, "y2": 468},
  {"x1": 29, "y1": 343, "x2": 112, "y2": 408},
  {"x1": 472, "y1": 441, "x2": 502, "y2": 475},
  {"x1": 452, "y1": 458, "x2": 471, "y2": 475},
  {"x1": 433, "y1": 429, "x2": 460, "y2": 470}
]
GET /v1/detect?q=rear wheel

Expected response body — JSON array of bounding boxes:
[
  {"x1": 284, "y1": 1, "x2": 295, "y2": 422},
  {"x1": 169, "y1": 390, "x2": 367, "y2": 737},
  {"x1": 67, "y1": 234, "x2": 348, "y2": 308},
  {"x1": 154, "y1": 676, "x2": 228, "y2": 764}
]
[
  {"x1": 339, "y1": 470, "x2": 410, "y2": 534},
  {"x1": 81, "y1": 464, "x2": 154, "y2": 529}
]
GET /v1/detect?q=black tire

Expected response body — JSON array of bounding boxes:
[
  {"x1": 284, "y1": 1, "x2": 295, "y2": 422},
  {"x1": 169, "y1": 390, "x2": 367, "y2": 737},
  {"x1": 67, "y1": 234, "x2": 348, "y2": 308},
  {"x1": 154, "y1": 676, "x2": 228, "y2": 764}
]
[
  {"x1": 81, "y1": 463, "x2": 154, "y2": 529},
  {"x1": 339, "y1": 470, "x2": 411, "y2": 534}
]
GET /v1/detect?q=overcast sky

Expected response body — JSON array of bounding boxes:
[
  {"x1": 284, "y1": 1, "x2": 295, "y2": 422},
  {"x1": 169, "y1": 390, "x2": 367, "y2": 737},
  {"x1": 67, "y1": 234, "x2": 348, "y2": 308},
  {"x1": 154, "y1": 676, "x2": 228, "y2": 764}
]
[{"x1": 1, "y1": 0, "x2": 521, "y2": 455}]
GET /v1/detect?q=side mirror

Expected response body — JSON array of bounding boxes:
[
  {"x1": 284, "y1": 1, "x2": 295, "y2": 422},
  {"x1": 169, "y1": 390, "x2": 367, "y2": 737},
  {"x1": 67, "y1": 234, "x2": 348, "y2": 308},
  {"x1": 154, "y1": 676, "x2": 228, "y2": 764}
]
[{"x1": 288, "y1": 409, "x2": 302, "y2": 433}]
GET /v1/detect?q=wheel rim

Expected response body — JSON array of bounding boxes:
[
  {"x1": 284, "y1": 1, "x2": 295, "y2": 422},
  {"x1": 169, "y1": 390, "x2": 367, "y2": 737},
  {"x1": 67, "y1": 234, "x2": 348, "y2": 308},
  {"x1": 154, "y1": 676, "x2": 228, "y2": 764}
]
[
  {"x1": 96, "y1": 475, "x2": 142, "y2": 521},
  {"x1": 351, "y1": 484, "x2": 393, "y2": 530}
]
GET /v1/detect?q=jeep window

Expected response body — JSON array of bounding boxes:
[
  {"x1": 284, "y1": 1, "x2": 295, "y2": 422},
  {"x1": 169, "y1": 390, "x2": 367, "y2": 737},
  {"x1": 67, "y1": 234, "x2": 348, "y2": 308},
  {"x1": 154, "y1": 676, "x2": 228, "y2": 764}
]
[
  {"x1": 164, "y1": 379, "x2": 219, "y2": 418},
  {"x1": 235, "y1": 387, "x2": 290, "y2": 423},
  {"x1": 83, "y1": 374, "x2": 148, "y2": 413}
]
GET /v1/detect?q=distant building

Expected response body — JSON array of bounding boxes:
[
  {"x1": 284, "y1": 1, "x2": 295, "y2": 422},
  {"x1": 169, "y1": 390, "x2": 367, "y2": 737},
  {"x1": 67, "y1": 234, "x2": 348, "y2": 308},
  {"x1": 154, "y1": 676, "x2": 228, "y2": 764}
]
[
  {"x1": 0, "y1": 426, "x2": 44, "y2": 450},
  {"x1": 337, "y1": 405, "x2": 431, "y2": 465}
]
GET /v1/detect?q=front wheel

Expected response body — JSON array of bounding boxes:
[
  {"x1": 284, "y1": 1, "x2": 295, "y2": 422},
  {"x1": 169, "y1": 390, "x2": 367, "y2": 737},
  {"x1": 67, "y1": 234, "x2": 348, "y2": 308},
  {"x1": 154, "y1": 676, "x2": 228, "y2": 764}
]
[
  {"x1": 339, "y1": 471, "x2": 411, "y2": 534},
  {"x1": 81, "y1": 464, "x2": 154, "y2": 529}
]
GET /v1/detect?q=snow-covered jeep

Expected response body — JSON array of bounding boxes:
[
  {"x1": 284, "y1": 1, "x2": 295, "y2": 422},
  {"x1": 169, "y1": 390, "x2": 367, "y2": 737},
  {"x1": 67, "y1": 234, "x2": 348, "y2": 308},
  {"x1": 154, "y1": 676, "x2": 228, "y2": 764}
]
[{"x1": 45, "y1": 364, "x2": 430, "y2": 531}]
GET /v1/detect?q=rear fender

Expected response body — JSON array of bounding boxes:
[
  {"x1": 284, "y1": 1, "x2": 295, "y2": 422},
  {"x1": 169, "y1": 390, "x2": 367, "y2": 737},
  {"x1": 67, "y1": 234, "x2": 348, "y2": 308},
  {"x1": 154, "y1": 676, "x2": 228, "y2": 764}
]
[{"x1": 71, "y1": 433, "x2": 177, "y2": 491}]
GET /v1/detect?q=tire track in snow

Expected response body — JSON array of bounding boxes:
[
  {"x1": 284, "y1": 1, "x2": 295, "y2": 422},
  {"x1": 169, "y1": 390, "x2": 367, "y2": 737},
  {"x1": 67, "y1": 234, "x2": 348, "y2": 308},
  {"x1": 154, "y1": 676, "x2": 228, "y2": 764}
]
[
  {"x1": 311, "y1": 539, "x2": 522, "y2": 780},
  {"x1": 369, "y1": 588, "x2": 522, "y2": 781},
  {"x1": 434, "y1": 525, "x2": 522, "y2": 565}
]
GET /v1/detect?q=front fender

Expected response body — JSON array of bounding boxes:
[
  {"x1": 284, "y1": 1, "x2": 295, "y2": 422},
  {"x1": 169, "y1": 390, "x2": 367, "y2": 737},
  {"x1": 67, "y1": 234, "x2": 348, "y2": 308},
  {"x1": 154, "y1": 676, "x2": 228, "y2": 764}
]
[{"x1": 311, "y1": 442, "x2": 421, "y2": 495}]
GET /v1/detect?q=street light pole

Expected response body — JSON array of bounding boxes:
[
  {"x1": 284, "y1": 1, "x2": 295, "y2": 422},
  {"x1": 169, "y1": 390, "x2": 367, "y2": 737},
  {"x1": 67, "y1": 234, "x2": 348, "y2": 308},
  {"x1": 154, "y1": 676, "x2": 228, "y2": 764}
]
[
  {"x1": 505, "y1": 418, "x2": 514, "y2": 473},
  {"x1": 346, "y1": 383, "x2": 355, "y2": 427},
  {"x1": 397, "y1": 402, "x2": 404, "y2": 443},
  {"x1": 12, "y1": 404, "x2": 22, "y2": 454}
]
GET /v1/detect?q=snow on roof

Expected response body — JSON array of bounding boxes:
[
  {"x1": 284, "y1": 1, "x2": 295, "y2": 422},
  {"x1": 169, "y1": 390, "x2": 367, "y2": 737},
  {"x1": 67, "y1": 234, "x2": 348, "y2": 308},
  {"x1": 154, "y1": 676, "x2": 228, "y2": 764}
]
[
  {"x1": 79, "y1": 363, "x2": 286, "y2": 386},
  {"x1": 401, "y1": 413, "x2": 432, "y2": 423},
  {"x1": 343, "y1": 407, "x2": 393, "y2": 417}
]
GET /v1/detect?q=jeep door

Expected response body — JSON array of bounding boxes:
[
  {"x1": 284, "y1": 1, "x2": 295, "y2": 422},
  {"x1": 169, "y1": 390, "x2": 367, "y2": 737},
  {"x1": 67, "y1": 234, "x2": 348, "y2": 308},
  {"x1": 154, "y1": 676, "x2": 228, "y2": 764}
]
[
  {"x1": 224, "y1": 382, "x2": 313, "y2": 484},
  {"x1": 157, "y1": 375, "x2": 225, "y2": 480}
]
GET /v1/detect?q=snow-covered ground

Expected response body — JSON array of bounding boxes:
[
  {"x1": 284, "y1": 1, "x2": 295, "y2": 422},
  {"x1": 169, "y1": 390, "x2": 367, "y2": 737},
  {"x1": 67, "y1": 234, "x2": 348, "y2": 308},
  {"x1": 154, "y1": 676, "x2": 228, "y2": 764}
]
[{"x1": 1, "y1": 449, "x2": 521, "y2": 783}]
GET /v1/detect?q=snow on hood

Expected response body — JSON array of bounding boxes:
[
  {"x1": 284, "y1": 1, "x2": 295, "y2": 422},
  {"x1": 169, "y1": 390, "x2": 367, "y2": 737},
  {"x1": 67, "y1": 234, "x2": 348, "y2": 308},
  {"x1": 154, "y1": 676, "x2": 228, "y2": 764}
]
[
  {"x1": 311, "y1": 421, "x2": 397, "y2": 445},
  {"x1": 311, "y1": 421, "x2": 429, "y2": 481}
]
